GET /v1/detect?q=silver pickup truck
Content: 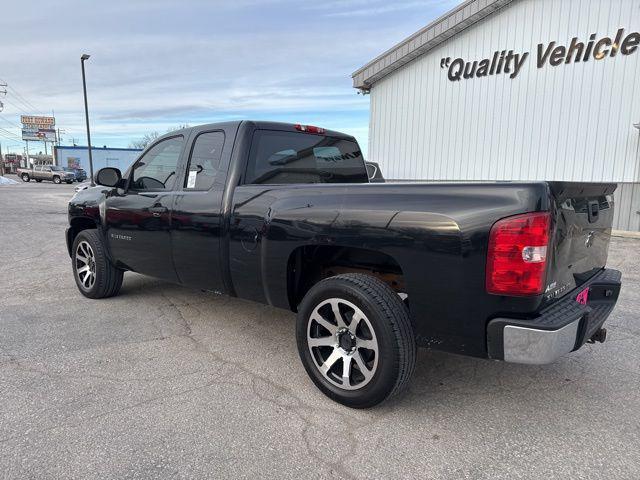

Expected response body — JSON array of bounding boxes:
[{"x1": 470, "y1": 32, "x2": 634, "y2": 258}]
[{"x1": 17, "y1": 165, "x2": 75, "y2": 184}]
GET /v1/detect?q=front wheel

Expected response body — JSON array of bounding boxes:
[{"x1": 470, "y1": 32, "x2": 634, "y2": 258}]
[
  {"x1": 21, "y1": 173, "x2": 30, "y2": 182},
  {"x1": 53, "y1": 176, "x2": 61, "y2": 184},
  {"x1": 296, "y1": 273, "x2": 416, "y2": 408},
  {"x1": 72, "y1": 230, "x2": 124, "y2": 299}
]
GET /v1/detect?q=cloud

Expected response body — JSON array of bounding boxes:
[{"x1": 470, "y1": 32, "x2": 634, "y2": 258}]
[
  {"x1": 0, "y1": 0, "x2": 460, "y2": 153},
  {"x1": 321, "y1": 0, "x2": 459, "y2": 17}
]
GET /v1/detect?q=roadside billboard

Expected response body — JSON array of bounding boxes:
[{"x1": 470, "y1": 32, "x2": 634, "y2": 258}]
[
  {"x1": 21, "y1": 115, "x2": 56, "y2": 142},
  {"x1": 22, "y1": 127, "x2": 57, "y2": 141},
  {"x1": 20, "y1": 115, "x2": 55, "y2": 128}
]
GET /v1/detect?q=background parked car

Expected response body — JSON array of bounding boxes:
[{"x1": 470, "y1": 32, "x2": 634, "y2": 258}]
[
  {"x1": 65, "y1": 167, "x2": 87, "y2": 182},
  {"x1": 16, "y1": 165, "x2": 75, "y2": 184},
  {"x1": 63, "y1": 168, "x2": 77, "y2": 182}
]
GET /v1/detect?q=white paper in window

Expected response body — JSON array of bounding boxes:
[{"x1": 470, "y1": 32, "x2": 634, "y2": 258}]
[{"x1": 187, "y1": 170, "x2": 197, "y2": 189}]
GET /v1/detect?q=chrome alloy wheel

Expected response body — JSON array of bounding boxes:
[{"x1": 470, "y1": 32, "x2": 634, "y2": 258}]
[
  {"x1": 75, "y1": 240, "x2": 96, "y2": 290},
  {"x1": 307, "y1": 298, "x2": 379, "y2": 391}
]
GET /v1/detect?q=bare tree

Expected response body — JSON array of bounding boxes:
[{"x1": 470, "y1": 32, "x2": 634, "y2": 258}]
[
  {"x1": 128, "y1": 131, "x2": 159, "y2": 149},
  {"x1": 128, "y1": 124, "x2": 190, "y2": 149}
]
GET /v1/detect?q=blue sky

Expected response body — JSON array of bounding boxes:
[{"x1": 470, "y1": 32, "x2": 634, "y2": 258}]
[{"x1": 0, "y1": 0, "x2": 458, "y2": 155}]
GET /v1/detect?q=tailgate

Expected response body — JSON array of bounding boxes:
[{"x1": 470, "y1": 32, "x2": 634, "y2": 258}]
[{"x1": 544, "y1": 182, "x2": 617, "y2": 305}]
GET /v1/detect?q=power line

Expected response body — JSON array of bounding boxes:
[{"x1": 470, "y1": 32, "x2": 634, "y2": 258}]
[
  {"x1": 10, "y1": 86, "x2": 43, "y2": 114},
  {"x1": 0, "y1": 78, "x2": 44, "y2": 115},
  {"x1": 0, "y1": 124, "x2": 20, "y2": 134},
  {"x1": 0, "y1": 130, "x2": 21, "y2": 142},
  {"x1": 0, "y1": 132, "x2": 22, "y2": 144},
  {"x1": 2, "y1": 98, "x2": 32, "y2": 116},
  {"x1": 8, "y1": 89, "x2": 42, "y2": 115},
  {"x1": 0, "y1": 126, "x2": 22, "y2": 139},
  {"x1": 0, "y1": 114, "x2": 22, "y2": 129}
]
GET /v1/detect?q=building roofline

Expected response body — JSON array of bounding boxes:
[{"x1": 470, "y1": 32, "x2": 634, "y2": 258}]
[
  {"x1": 352, "y1": 0, "x2": 515, "y2": 90},
  {"x1": 54, "y1": 145, "x2": 143, "y2": 152}
]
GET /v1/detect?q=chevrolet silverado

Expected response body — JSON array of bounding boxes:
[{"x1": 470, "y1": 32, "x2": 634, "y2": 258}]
[{"x1": 66, "y1": 121, "x2": 622, "y2": 408}]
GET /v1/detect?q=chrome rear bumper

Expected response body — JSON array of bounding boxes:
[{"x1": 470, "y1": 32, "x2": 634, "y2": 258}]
[
  {"x1": 486, "y1": 268, "x2": 621, "y2": 364},
  {"x1": 502, "y1": 319, "x2": 580, "y2": 364}
]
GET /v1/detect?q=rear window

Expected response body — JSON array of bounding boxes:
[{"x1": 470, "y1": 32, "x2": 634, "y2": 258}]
[{"x1": 245, "y1": 130, "x2": 367, "y2": 185}]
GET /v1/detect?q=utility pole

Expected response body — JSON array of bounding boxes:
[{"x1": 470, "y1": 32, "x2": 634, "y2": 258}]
[
  {"x1": 0, "y1": 82, "x2": 6, "y2": 115},
  {"x1": 81, "y1": 54, "x2": 95, "y2": 186},
  {"x1": 0, "y1": 140, "x2": 4, "y2": 177}
]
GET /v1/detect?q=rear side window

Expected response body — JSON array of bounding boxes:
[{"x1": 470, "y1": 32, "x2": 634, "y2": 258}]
[
  {"x1": 184, "y1": 131, "x2": 225, "y2": 191},
  {"x1": 245, "y1": 130, "x2": 367, "y2": 185}
]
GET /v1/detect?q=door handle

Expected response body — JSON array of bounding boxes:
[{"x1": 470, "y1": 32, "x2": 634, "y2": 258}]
[{"x1": 149, "y1": 206, "x2": 168, "y2": 217}]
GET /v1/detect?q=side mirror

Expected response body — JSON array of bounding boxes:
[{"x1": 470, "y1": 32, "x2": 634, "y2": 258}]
[{"x1": 95, "y1": 167, "x2": 122, "y2": 188}]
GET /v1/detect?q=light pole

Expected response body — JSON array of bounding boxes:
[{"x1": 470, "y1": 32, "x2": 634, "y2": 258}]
[{"x1": 80, "y1": 53, "x2": 95, "y2": 186}]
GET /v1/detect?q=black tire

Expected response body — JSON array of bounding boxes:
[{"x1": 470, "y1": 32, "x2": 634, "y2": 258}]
[
  {"x1": 296, "y1": 273, "x2": 416, "y2": 408},
  {"x1": 35, "y1": 179, "x2": 42, "y2": 183},
  {"x1": 66, "y1": 180, "x2": 73, "y2": 184},
  {"x1": 53, "y1": 176, "x2": 61, "y2": 184},
  {"x1": 21, "y1": 173, "x2": 30, "y2": 182},
  {"x1": 72, "y1": 229, "x2": 124, "y2": 299}
]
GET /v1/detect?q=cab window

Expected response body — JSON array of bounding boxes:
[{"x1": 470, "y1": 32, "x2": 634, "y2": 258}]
[
  {"x1": 184, "y1": 131, "x2": 225, "y2": 191},
  {"x1": 245, "y1": 130, "x2": 367, "y2": 185},
  {"x1": 130, "y1": 136, "x2": 184, "y2": 191}
]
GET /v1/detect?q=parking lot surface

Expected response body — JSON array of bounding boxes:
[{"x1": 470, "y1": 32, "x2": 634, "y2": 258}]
[{"x1": 0, "y1": 181, "x2": 639, "y2": 479}]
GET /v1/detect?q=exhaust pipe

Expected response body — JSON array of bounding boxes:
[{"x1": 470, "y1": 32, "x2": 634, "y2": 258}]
[{"x1": 588, "y1": 328, "x2": 607, "y2": 344}]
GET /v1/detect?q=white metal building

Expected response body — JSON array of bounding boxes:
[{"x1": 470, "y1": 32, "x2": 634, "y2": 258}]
[
  {"x1": 353, "y1": 0, "x2": 640, "y2": 231},
  {"x1": 54, "y1": 146, "x2": 142, "y2": 174}
]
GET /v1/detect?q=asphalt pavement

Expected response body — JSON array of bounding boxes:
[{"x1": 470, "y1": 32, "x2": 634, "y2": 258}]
[{"x1": 0, "y1": 180, "x2": 639, "y2": 479}]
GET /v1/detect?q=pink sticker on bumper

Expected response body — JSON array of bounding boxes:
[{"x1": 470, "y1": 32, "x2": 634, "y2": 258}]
[{"x1": 576, "y1": 287, "x2": 589, "y2": 305}]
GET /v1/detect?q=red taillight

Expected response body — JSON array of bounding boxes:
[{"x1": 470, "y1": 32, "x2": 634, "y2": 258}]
[
  {"x1": 486, "y1": 212, "x2": 551, "y2": 296},
  {"x1": 294, "y1": 124, "x2": 325, "y2": 134}
]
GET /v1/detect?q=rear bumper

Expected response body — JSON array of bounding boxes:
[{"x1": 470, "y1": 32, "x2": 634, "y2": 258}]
[{"x1": 487, "y1": 269, "x2": 622, "y2": 364}]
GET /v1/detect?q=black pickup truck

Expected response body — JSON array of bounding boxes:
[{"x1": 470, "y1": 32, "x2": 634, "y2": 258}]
[{"x1": 67, "y1": 121, "x2": 622, "y2": 408}]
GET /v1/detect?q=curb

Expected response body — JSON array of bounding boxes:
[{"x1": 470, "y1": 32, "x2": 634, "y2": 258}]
[{"x1": 612, "y1": 230, "x2": 640, "y2": 239}]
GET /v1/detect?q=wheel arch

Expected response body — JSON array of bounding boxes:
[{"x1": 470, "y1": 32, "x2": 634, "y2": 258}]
[
  {"x1": 66, "y1": 217, "x2": 99, "y2": 257},
  {"x1": 286, "y1": 244, "x2": 406, "y2": 312}
]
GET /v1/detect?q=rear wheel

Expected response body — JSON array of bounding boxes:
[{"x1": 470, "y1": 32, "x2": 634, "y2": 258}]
[
  {"x1": 21, "y1": 173, "x2": 30, "y2": 182},
  {"x1": 296, "y1": 273, "x2": 416, "y2": 408},
  {"x1": 66, "y1": 180, "x2": 73, "y2": 184},
  {"x1": 53, "y1": 176, "x2": 61, "y2": 184},
  {"x1": 72, "y1": 230, "x2": 124, "y2": 299}
]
